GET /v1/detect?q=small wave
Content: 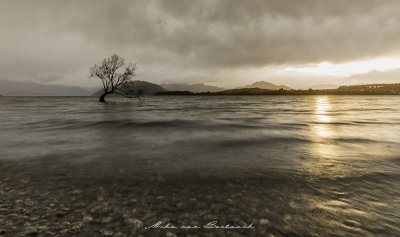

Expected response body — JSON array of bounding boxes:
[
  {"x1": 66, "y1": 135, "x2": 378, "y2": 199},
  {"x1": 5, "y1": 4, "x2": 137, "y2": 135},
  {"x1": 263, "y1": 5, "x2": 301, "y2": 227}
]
[
  {"x1": 26, "y1": 118, "x2": 312, "y2": 132},
  {"x1": 312, "y1": 121, "x2": 356, "y2": 125},
  {"x1": 333, "y1": 138, "x2": 381, "y2": 144},
  {"x1": 42, "y1": 119, "x2": 200, "y2": 130},
  {"x1": 213, "y1": 136, "x2": 310, "y2": 148}
]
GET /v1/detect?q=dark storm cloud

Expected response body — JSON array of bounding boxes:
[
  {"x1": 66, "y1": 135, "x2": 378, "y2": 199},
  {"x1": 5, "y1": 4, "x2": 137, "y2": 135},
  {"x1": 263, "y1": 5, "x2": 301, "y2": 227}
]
[
  {"x1": 52, "y1": 0, "x2": 400, "y2": 66},
  {"x1": 1, "y1": 0, "x2": 400, "y2": 86}
]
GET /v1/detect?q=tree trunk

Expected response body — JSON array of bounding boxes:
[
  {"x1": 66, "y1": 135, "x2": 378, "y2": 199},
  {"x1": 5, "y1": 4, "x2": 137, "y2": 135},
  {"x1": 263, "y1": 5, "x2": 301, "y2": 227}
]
[{"x1": 99, "y1": 92, "x2": 108, "y2": 102}]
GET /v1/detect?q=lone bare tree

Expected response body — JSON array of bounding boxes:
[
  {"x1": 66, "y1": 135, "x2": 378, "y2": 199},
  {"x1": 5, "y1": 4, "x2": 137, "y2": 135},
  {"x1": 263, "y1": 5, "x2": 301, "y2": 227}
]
[{"x1": 90, "y1": 54, "x2": 137, "y2": 102}]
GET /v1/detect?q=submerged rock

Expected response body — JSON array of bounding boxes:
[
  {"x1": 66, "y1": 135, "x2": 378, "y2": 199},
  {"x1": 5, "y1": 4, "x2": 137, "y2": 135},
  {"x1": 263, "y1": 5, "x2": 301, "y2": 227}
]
[
  {"x1": 24, "y1": 227, "x2": 38, "y2": 236},
  {"x1": 259, "y1": 218, "x2": 270, "y2": 225},
  {"x1": 126, "y1": 218, "x2": 143, "y2": 233},
  {"x1": 83, "y1": 215, "x2": 93, "y2": 223},
  {"x1": 165, "y1": 232, "x2": 177, "y2": 237}
]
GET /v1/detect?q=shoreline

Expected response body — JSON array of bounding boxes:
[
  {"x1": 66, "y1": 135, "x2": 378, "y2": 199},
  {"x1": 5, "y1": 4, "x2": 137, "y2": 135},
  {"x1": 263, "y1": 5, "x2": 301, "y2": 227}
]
[{"x1": 1, "y1": 157, "x2": 399, "y2": 236}]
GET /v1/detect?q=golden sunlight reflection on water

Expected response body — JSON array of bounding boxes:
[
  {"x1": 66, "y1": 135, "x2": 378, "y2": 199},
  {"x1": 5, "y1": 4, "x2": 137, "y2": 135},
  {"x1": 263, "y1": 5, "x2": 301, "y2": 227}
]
[
  {"x1": 312, "y1": 97, "x2": 334, "y2": 139},
  {"x1": 315, "y1": 97, "x2": 331, "y2": 123},
  {"x1": 304, "y1": 97, "x2": 347, "y2": 176}
]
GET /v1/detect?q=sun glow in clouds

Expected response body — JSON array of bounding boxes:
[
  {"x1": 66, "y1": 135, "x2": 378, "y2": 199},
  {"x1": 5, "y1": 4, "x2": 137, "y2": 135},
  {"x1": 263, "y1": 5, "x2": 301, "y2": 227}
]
[{"x1": 285, "y1": 57, "x2": 400, "y2": 77}]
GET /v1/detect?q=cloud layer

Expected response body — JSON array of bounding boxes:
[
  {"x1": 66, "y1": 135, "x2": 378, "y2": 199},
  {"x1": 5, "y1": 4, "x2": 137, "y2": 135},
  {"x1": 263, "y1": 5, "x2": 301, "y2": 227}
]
[{"x1": 1, "y1": 0, "x2": 400, "y2": 87}]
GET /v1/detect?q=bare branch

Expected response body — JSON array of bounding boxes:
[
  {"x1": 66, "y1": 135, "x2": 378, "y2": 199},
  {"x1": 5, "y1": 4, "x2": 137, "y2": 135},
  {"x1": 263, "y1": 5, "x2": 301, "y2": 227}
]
[{"x1": 89, "y1": 54, "x2": 138, "y2": 102}]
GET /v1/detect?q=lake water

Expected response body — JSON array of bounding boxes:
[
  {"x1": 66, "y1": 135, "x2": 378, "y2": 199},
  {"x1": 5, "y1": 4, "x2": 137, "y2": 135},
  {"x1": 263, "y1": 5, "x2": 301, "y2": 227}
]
[{"x1": 1, "y1": 96, "x2": 400, "y2": 236}]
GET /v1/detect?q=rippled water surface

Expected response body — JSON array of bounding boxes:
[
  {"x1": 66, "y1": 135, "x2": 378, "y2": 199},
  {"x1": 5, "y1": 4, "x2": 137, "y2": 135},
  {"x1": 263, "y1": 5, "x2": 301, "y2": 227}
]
[{"x1": 1, "y1": 96, "x2": 400, "y2": 236}]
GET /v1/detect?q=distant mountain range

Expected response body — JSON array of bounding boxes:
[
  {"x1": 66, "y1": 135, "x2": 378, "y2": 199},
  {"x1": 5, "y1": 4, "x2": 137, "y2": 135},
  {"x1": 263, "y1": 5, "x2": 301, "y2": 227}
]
[
  {"x1": 239, "y1": 81, "x2": 292, "y2": 90},
  {"x1": 161, "y1": 83, "x2": 224, "y2": 92},
  {"x1": 0, "y1": 80, "x2": 96, "y2": 96},
  {"x1": 3, "y1": 79, "x2": 399, "y2": 96},
  {"x1": 0, "y1": 79, "x2": 296, "y2": 96},
  {"x1": 93, "y1": 81, "x2": 293, "y2": 96}
]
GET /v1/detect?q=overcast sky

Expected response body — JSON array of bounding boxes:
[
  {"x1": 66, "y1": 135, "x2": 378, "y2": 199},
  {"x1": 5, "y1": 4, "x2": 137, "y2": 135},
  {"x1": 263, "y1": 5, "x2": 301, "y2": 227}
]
[{"x1": 1, "y1": 0, "x2": 400, "y2": 89}]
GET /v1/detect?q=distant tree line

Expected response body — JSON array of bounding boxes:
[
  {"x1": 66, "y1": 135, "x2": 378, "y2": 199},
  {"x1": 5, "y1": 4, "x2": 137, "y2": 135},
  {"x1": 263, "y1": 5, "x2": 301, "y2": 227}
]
[{"x1": 155, "y1": 83, "x2": 400, "y2": 96}]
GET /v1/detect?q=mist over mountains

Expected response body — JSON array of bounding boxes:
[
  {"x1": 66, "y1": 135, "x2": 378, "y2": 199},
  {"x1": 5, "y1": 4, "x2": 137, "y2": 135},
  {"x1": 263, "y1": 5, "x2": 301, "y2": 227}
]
[
  {"x1": 161, "y1": 83, "x2": 224, "y2": 92},
  {"x1": 0, "y1": 80, "x2": 97, "y2": 96}
]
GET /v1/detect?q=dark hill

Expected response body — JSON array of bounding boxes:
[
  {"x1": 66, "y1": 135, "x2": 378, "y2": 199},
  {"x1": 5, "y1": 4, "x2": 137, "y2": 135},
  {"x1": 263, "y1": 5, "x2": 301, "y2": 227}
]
[
  {"x1": 92, "y1": 80, "x2": 167, "y2": 96},
  {"x1": 240, "y1": 81, "x2": 292, "y2": 90}
]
